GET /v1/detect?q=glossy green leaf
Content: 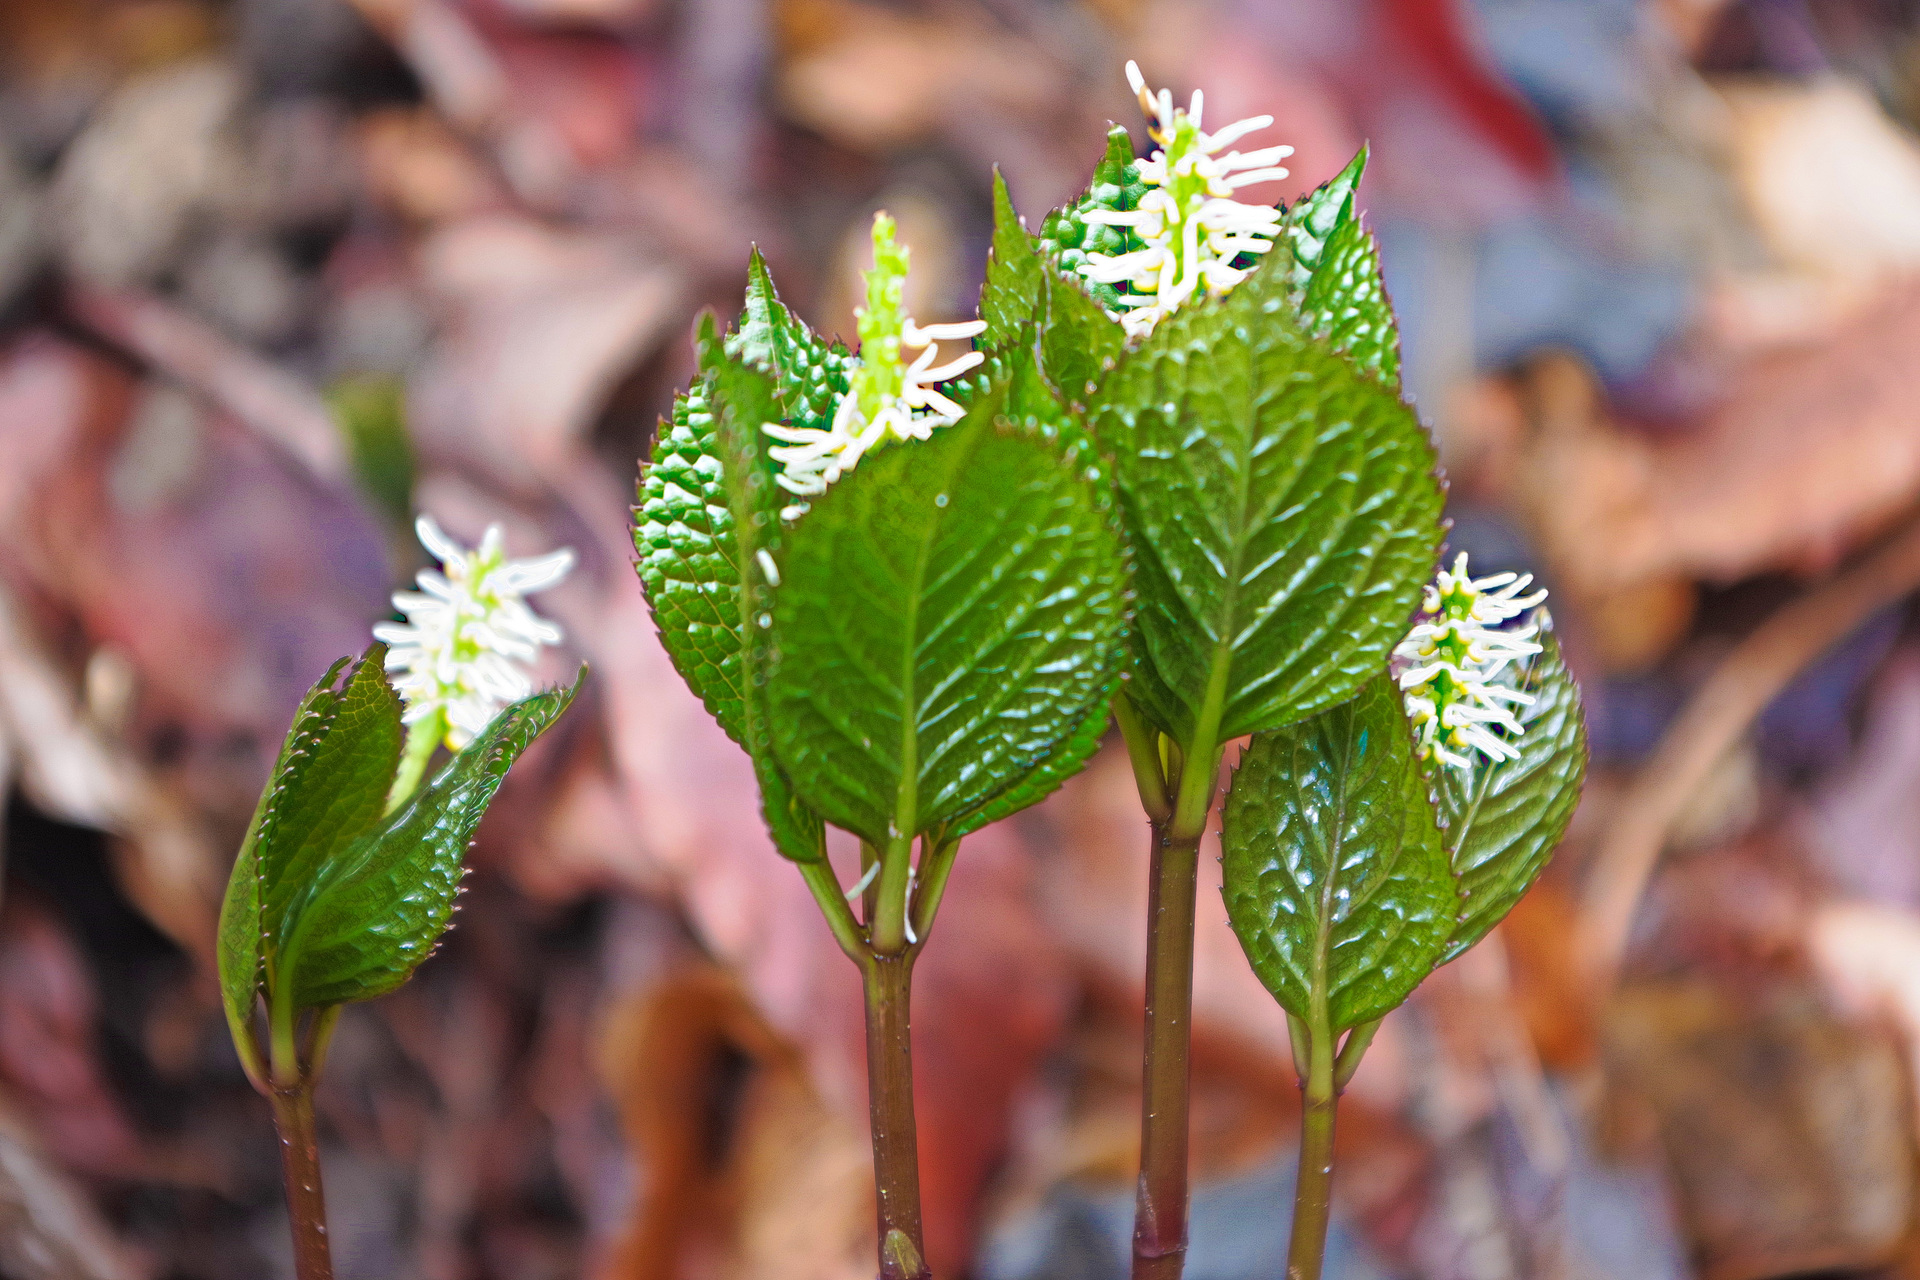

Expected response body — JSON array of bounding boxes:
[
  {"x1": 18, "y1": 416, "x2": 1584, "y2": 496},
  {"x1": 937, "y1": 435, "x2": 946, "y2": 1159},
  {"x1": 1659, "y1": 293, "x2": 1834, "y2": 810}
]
[
  {"x1": 955, "y1": 698, "x2": 1111, "y2": 837},
  {"x1": 768, "y1": 379, "x2": 1129, "y2": 846},
  {"x1": 258, "y1": 650, "x2": 403, "y2": 946},
  {"x1": 1438, "y1": 626, "x2": 1587, "y2": 961},
  {"x1": 706, "y1": 352, "x2": 827, "y2": 863},
  {"x1": 1038, "y1": 125, "x2": 1147, "y2": 316},
  {"x1": 1222, "y1": 674, "x2": 1459, "y2": 1032},
  {"x1": 1286, "y1": 147, "x2": 1400, "y2": 388},
  {"x1": 957, "y1": 325, "x2": 1111, "y2": 499},
  {"x1": 633, "y1": 310, "x2": 825, "y2": 862},
  {"x1": 944, "y1": 340, "x2": 1123, "y2": 840},
  {"x1": 1037, "y1": 265, "x2": 1127, "y2": 412},
  {"x1": 278, "y1": 675, "x2": 579, "y2": 1007},
  {"x1": 980, "y1": 170, "x2": 1043, "y2": 344},
  {"x1": 982, "y1": 146, "x2": 1132, "y2": 406},
  {"x1": 217, "y1": 655, "x2": 352, "y2": 1056},
  {"x1": 1091, "y1": 251, "x2": 1445, "y2": 748},
  {"x1": 635, "y1": 342, "x2": 742, "y2": 740},
  {"x1": 728, "y1": 247, "x2": 854, "y2": 434}
]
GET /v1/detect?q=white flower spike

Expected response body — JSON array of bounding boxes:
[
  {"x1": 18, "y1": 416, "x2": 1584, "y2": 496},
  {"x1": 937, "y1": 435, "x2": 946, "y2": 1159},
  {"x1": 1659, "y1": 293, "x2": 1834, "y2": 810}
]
[
  {"x1": 1077, "y1": 60, "x2": 1294, "y2": 338},
  {"x1": 374, "y1": 515, "x2": 575, "y2": 751},
  {"x1": 1393, "y1": 552, "x2": 1548, "y2": 772},
  {"x1": 763, "y1": 212, "x2": 985, "y2": 520}
]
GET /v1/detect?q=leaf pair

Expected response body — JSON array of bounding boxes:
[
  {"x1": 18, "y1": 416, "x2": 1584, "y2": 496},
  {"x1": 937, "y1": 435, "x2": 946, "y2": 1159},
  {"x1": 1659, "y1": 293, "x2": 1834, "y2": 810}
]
[
  {"x1": 1221, "y1": 632, "x2": 1587, "y2": 1034},
  {"x1": 989, "y1": 141, "x2": 1444, "y2": 758},
  {"x1": 218, "y1": 648, "x2": 577, "y2": 1059},
  {"x1": 635, "y1": 256, "x2": 1130, "y2": 862}
]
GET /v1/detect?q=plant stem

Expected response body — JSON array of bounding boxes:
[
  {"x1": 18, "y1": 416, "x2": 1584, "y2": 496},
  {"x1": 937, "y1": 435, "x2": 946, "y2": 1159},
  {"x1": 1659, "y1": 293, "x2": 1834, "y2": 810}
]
[
  {"x1": 1132, "y1": 814, "x2": 1201, "y2": 1280},
  {"x1": 1285, "y1": 1024, "x2": 1339, "y2": 1280},
  {"x1": 270, "y1": 1082, "x2": 335, "y2": 1280},
  {"x1": 386, "y1": 711, "x2": 441, "y2": 814},
  {"x1": 871, "y1": 834, "x2": 915, "y2": 955},
  {"x1": 1114, "y1": 694, "x2": 1171, "y2": 822},
  {"x1": 1126, "y1": 714, "x2": 1222, "y2": 1280},
  {"x1": 861, "y1": 953, "x2": 931, "y2": 1280}
]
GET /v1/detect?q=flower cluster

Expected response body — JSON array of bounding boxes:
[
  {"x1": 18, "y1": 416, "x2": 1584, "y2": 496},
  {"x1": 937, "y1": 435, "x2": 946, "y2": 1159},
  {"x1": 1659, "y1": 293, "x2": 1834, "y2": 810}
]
[
  {"x1": 763, "y1": 213, "x2": 986, "y2": 520},
  {"x1": 1394, "y1": 553, "x2": 1548, "y2": 772},
  {"x1": 1077, "y1": 61, "x2": 1294, "y2": 338},
  {"x1": 374, "y1": 516, "x2": 575, "y2": 749}
]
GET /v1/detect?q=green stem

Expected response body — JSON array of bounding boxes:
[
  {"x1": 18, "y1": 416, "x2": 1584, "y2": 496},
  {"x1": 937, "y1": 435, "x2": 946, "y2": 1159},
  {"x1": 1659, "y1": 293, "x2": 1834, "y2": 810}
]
[
  {"x1": 230, "y1": 1001, "x2": 270, "y2": 1095},
  {"x1": 799, "y1": 858, "x2": 869, "y2": 960},
  {"x1": 1132, "y1": 736, "x2": 1224, "y2": 1280},
  {"x1": 270, "y1": 1082, "x2": 335, "y2": 1280},
  {"x1": 871, "y1": 834, "x2": 915, "y2": 955},
  {"x1": 1333, "y1": 1019, "x2": 1381, "y2": 1094},
  {"x1": 1286, "y1": 1022, "x2": 1339, "y2": 1280},
  {"x1": 861, "y1": 953, "x2": 931, "y2": 1280},
  {"x1": 387, "y1": 711, "x2": 442, "y2": 814},
  {"x1": 269, "y1": 970, "x2": 302, "y2": 1090},
  {"x1": 1115, "y1": 693, "x2": 1171, "y2": 823},
  {"x1": 909, "y1": 836, "x2": 959, "y2": 944},
  {"x1": 1286, "y1": 1012, "x2": 1310, "y2": 1084}
]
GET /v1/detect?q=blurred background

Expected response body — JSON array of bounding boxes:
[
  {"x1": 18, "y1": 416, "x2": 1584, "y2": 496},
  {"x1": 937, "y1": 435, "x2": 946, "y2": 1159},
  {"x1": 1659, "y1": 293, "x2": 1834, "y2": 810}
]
[{"x1": 6, "y1": 0, "x2": 1920, "y2": 1277}]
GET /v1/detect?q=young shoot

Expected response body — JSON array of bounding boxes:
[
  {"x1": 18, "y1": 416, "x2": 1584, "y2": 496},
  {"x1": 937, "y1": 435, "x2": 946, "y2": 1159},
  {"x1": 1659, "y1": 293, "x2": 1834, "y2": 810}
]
[
  {"x1": 1077, "y1": 60, "x2": 1293, "y2": 337},
  {"x1": 374, "y1": 516, "x2": 574, "y2": 806},
  {"x1": 762, "y1": 212, "x2": 986, "y2": 520}
]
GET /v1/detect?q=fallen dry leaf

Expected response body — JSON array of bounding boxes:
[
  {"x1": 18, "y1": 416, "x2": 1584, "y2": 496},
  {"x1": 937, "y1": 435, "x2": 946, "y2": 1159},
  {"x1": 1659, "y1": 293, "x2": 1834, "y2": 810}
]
[
  {"x1": 1511, "y1": 314, "x2": 1920, "y2": 600},
  {"x1": 0, "y1": 893, "x2": 144, "y2": 1181},
  {"x1": 1605, "y1": 979, "x2": 1914, "y2": 1280},
  {"x1": 0, "y1": 1097, "x2": 142, "y2": 1280},
  {"x1": 776, "y1": 0, "x2": 1059, "y2": 153},
  {"x1": 409, "y1": 215, "x2": 683, "y2": 490}
]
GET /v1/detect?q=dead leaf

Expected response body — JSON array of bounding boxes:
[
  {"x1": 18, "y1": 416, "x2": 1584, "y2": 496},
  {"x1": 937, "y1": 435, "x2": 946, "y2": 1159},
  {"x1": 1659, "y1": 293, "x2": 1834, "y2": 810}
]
[
  {"x1": 1605, "y1": 979, "x2": 1914, "y2": 1280},
  {"x1": 1511, "y1": 316, "x2": 1920, "y2": 599},
  {"x1": 409, "y1": 215, "x2": 683, "y2": 488},
  {"x1": 776, "y1": 0, "x2": 1057, "y2": 153},
  {"x1": 0, "y1": 1096, "x2": 142, "y2": 1280}
]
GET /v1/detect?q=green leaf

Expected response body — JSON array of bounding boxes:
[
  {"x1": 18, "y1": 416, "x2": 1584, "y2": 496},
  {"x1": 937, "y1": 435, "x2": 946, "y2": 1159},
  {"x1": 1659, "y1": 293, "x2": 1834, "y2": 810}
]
[
  {"x1": 1286, "y1": 147, "x2": 1400, "y2": 388},
  {"x1": 768, "y1": 379, "x2": 1129, "y2": 846},
  {"x1": 327, "y1": 376, "x2": 416, "y2": 524},
  {"x1": 980, "y1": 169, "x2": 1043, "y2": 344},
  {"x1": 1038, "y1": 125, "x2": 1147, "y2": 316},
  {"x1": 636, "y1": 255, "x2": 849, "y2": 737},
  {"x1": 278, "y1": 675, "x2": 580, "y2": 1007},
  {"x1": 634, "y1": 342, "x2": 742, "y2": 740},
  {"x1": 1091, "y1": 251, "x2": 1445, "y2": 749},
  {"x1": 633, "y1": 302, "x2": 826, "y2": 862},
  {"x1": 958, "y1": 324, "x2": 1109, "y2": 493},
  {"x1": 947, "y1": 342, "x2": 1124, "y2": 838},
  {"x1": 1037, "y1": 265, "x2": 1127, "y2": 412},
  {"x1": 217, "y1": 655, "x2": 352, "y2": 1057},
  {"x1": 705, "y1": 352, "x2": 827, "y2": 863},
  {"x1": 258, "y1": 649, "x2": 403, "y2": 948},
  {"x1": 1285, "y1": 147, "x2": 1365, "y2": 282},
  {"x1": 981, "y1": 129, "x2": 1138, "y2": 404},
  {"x1": 955, "y1": 698, "x2": 1111, "y2": 837},
  {"x1": 729, "y1": 248, "x2": 854, "y2": 434},
  {"x1": 1222, "y1": 674, "x2": 1459, "y2": 1032},
  {"x1": 1438, "y1": 626, "x2": 1588, "y2": 961}
]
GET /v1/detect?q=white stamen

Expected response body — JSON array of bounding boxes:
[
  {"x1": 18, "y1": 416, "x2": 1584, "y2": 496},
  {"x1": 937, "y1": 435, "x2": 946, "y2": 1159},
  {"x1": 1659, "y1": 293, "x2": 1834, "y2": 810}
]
[
  {"x1": 1394, "y1": 552, "x2": 1550, "y2": 772},
  {"x1": 845, "y1": 859, "x2": 882, "y2": 901},
  {"x1": 1076, "y1": 62, "x2": 1294, "y2": 337},
  {"x1": 374, "y1": 516, "x2": 574, "y2": 749}
]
